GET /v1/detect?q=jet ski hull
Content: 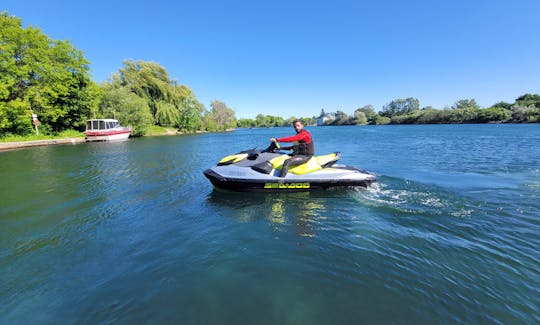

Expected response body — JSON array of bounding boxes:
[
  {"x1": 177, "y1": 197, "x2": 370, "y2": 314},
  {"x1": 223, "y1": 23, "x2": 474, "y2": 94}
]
[
  {"x1": 203, "y1": 148, "x2": 376, "y2": 192},
  {"x1": 203, "y1": 167, "x2": 376, "y2": 192}
]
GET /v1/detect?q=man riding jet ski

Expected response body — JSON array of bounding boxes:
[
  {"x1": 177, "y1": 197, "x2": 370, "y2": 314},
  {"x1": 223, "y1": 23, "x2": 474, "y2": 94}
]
[
  {"x1": 269, "y1": 119, "x2": 315, "y2": 177},
  {"x1": 203, "y1": 121, "x2": 376, "y2": 192}
]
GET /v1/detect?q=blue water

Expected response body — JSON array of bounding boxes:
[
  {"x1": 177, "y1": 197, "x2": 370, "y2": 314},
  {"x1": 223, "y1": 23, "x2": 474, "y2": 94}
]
[{"x1": 1, "y1": 124, "x2": 539, "y2": 324}]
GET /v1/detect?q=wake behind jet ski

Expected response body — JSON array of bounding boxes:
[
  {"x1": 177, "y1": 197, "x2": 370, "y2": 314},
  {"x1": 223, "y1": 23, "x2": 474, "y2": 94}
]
[{"x1": 203, "y1": 142, "x2": 376, "y2": 192}]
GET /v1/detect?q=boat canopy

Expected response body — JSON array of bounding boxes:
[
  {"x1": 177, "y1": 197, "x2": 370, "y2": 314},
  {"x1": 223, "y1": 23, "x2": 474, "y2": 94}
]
[{"x1": 86, "y1": 119, "x2": 121, "y2": 130}]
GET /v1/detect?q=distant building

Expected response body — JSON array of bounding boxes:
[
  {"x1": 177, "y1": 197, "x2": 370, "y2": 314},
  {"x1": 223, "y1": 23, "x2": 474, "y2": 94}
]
[{"x1": 317, "y1": 114, "x2": 335, "y2": 126}]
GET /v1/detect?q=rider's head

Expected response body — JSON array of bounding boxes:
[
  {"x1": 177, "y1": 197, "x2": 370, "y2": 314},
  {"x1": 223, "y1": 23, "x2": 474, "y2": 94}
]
[{"x1": 292, "y1": 119, "x2": 304, "y2": 133}]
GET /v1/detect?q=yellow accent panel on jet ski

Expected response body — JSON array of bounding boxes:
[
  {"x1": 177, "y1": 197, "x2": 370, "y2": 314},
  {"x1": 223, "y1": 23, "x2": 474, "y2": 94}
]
[
  {"x1": 269, "y1": 155, "x2": 289, "y2": 169},
  {"x1": 219, "y1": 153, "x2": 248, "y2": 164},
  {"x1": 289, "y1": 157, "x2": 322, "y2": 175},
  {"x1": 316, "y1": 153, "x2": 338, "y2": 166}
]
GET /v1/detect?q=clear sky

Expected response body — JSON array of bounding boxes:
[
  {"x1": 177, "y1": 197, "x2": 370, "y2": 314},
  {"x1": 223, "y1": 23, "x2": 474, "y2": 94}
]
[{"x1": 3, "y1": 0, "x2": 540, "y2": 118}]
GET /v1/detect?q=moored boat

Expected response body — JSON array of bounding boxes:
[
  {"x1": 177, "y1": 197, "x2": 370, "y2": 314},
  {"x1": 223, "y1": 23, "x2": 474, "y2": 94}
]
[{"x1": 85, "y1": 119, "x2": 131, "y2": 142}]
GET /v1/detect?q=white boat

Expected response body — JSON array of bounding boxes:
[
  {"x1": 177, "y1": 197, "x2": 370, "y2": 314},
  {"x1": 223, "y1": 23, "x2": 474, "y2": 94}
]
[{"x1": 85, "y1": 119, "x2": 131, "y2": 142}]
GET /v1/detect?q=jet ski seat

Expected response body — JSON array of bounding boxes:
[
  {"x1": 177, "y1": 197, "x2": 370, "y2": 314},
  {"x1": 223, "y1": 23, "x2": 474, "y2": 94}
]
[{"x1": 263, "y1": 152, "x2": 341, "y2": 175}]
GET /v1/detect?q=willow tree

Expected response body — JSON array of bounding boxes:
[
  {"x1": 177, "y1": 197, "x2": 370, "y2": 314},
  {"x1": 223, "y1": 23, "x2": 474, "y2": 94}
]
[
  {"x1": 99, "y1": 84, "x2": 153, "y2": 136},
  {"x1": 0, "y1": 12, "x2": 98, "y2": 136},
  {"x1": 108, "y1": 60, "x2": 204, "y2": 132}
]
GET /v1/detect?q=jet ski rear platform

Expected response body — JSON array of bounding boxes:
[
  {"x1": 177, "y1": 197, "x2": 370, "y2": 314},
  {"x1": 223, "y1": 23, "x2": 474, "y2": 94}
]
[{"x1": 203, "y1": 147, "x2": 376, "y2": 192}]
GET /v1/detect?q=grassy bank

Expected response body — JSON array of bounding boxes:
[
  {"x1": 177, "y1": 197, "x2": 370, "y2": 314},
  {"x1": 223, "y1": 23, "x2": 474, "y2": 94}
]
[
  {"x1": 0, "y1": 130, "x2": 85, "y2": 142},
  {"x1": 145, "y1": 125, "x2": 180, "y2": 136}
]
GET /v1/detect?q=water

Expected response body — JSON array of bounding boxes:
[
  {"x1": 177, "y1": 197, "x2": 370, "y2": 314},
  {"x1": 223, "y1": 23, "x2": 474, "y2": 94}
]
[{"x1": 1, "y1": 124, "x2": 539, "y2": 324}]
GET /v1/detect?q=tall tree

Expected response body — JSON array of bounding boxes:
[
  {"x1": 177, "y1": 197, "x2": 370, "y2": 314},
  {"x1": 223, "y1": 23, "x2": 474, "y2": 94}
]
[
  {"x1": 452, "y1": 99, "x2": 480, "y2": 110},
  {"x1": 99, "y1": 85, "x2": 153, "y2": 136},
  {"x1": 107, "y1": 60, "x2": 205, "y2": 131},
  {"x1": 0, "y1": 12, "x2": 97, "y2": 135},
  {"x1": 178, "y1": 94, "x2": 203, "y2": 132},
  {"x1": 354, "y1": 105, "x2": 377, "y2": 124},
  {"x1": 380, "y1": 98, "x2": 420, "y2": 117},
  {"x1": 204, "y1": 100, "x2": 236, "y2": 131}
]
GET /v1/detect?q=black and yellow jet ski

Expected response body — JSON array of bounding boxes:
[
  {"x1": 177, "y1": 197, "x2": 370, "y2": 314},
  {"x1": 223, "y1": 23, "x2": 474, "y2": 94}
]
[{"x1": 203, "y1": 143, "x2": 376, "y2": 192}]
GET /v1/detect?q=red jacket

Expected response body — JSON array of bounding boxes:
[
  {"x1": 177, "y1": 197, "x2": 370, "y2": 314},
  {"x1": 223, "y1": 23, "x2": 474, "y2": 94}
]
[
  {"x1": 277, "y1": 129, "x2": 314, "y2": 155},
  {"x1": 277, "y1": 130, "x2": 312, "y2": 144}
]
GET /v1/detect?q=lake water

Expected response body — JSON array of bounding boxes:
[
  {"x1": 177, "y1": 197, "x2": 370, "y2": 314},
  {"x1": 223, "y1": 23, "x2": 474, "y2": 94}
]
[{"x1": 1, "y1": 124, "x2": 539, "y2": 324}]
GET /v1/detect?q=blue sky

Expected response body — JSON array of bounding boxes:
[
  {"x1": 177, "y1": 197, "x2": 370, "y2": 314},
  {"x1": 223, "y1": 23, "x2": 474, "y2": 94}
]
[{"x1": 3, "y1": 0, "x2": 540, "y2": 118}]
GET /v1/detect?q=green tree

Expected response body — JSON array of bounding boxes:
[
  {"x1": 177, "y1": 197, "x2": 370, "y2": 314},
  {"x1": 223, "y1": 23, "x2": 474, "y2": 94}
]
[
  {"x1": 333, "y1": 110, "x2": 350, "y2": 125},
  {"x1": 373, "y1": 115, "x2": 391, "y2": 125},
  {"x1": 204, "y1": 100, "x2": 236, "y2": 131},
  {"x1": 99, "y1": 86, "x2": 153, "y2": 136},
  {"x1": 352, "y1": 111, "x2": 367, "y2": 125},
  {"x1": 380, "y1": 98, "x2": 420, "y2": 117},
  {"x1": 0, "y1": 12, "x2": 96, "y2": 135},
  {"x1": 154, "y1": 100, "x2": 180, "y2": 126},
  {"x1": 108, "y1": 60, "x2": 205, "y2": 131},
  {"x1": 178, "y1": 94, "x2": 203, "y2": 132},
  {"x1": 237, "y1": 118, "x2": 256, "y2": 128},
  {"x1": 255, "y1": 114, "x2": 267, "y2": 127},
  {"x1": 490, "y1": 101, "x2": 512, "y2": 110},
  {"x1": 515, "y1": 94, "x2": 540, "y2": 108},
  {"x1": 452, "y1": 99, "x2": 480, "y2": 110},
  {"x1": 477, "y1": 107, "x2": 511, "y2": 123},
  {"x1": 510, "y1": 94, "x2": 540, "y2": 122},
  {"x1": 354, "y1": 105, "x2": 377, "y2": 124}
]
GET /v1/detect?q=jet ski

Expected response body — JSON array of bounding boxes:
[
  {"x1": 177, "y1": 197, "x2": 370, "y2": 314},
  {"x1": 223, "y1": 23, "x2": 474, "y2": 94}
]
[{"x1": 203, "y1": 143, "x2": 376, "y2": 192}]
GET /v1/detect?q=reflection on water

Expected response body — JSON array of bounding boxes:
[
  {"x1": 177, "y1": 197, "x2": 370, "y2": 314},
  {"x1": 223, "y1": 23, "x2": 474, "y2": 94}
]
[{"x1": 207, "y1": 189, "x2": 328, "y2": 237}]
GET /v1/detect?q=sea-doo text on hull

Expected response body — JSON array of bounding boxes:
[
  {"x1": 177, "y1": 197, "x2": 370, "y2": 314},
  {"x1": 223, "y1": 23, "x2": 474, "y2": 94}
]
[{"x1": 203, "y1": 145, "x2": 376, "y2": 192}]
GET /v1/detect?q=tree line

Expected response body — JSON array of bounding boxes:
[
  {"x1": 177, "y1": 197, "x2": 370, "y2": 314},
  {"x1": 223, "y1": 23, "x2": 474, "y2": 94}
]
[
  {"x1": 237, "y1": 115, "x2": 317, "y2": 128},
  {"x1": 238, "y1": 95, "x2": 540, "y2": 129},
  {"x1": 0, "y1": 12, "x2": 236, "y2": 137},
  {"x1": 318, "y1": 96, "x2": 540, "y2": 126}
]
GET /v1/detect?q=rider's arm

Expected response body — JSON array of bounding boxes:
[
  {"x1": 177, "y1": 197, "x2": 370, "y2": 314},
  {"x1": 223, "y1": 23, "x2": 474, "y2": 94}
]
[{"x1": 277, "y1": 131, "x2": 309, "y2": 143}]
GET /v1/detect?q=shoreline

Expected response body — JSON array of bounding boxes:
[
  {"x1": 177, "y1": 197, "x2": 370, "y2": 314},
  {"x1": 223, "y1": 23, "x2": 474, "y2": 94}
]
[
  {"x1": 0, "y1": 138, "x2": 86, "y2": 151},
  {"x1": 0, "y1": 128, "x2": 237, "y2": 151}
]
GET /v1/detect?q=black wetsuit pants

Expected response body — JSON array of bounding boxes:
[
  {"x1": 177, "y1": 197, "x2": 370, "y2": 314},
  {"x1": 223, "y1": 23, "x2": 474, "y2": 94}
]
[{"x1": 279, "y1": 155, "x2": 311, "y2": 177}]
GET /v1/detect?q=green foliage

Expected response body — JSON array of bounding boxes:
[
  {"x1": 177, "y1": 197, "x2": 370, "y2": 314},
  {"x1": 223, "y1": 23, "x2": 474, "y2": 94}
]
[
  {"x1": 104, "y1": 60, "x2": 207, "y2": 132},
  {"x1": 178, "y1": 95, "x2": 203, "y2": 132},
  {"x1": 99, "y1": 86, "x2": 153, "y2": 136},
  {"x1": 0, "y1": 129, "x2": 84, "y2": 142},
  {"x1": 237, "y1": 118, "x2": 257, "y2": 128},
  {"x1": 380, "y1": 98, "x2": 420, "y2": 117},
  {"x1": 373, "y1": 115, "x2": 391, "y2": 125},
  {"x1": 477, "y1": 107, "x2": 511, "y2": 123},
  {"x1": 203, "y1": 100, "x2": 236, "y2": 131},
  {"x1": 515, "y1": 94, "x2": 540, "y2": 108},
  {"x1": 154, "y1": 100, "x2": 180, "y2": 126},
  {"x1": 0, "y1": 12, "x2": 96, "y2": 136},
  {"x1": 353, "y1": 111, "x2": 367, "y2": 125},
  {"x1": 490, "y1": 101, "x2": 512, "y2": 110},
  {"x1": 452, "y1": 99, "x2": 480, "y2": 110},
  {"x1": 354, "y1": 105, "x2": 376, "y2": 124},
  {"x1": 331, "y1": 111, "x2": 350, "y2": 125},
  {"x1": 255, "y1": 114, "x2": 267, "y2": 127}
]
